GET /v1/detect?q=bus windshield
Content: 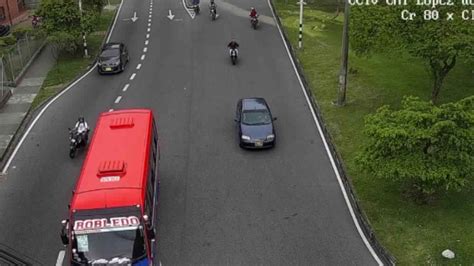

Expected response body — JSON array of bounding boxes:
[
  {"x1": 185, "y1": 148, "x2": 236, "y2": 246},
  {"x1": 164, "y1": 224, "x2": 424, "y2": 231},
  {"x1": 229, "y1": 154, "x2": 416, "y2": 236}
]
[{"x1": 72, "y1": 227, "x2": 146, "y2": 264}]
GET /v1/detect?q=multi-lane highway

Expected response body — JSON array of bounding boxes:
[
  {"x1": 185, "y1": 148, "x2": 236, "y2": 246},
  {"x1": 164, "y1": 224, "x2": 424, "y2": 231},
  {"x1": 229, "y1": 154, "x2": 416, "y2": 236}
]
[{"x1": 0, "y1": 0, "x2": 381, "y2": 264}]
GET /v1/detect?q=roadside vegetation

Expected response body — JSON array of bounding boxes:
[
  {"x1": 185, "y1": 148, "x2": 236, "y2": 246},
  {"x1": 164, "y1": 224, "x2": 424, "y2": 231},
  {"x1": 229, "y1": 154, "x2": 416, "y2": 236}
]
[
  {"x1": 273, "y1": 0, "x2": 474, "y2": 264},
  {"x1": 31, "y1": 0, "x2": 120, "y2": 109}
]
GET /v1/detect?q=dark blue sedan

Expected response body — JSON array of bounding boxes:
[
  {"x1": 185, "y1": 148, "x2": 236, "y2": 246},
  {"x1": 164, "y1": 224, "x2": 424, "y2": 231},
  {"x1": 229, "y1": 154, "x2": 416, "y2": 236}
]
[{"x1": 235, "y1": 98, "x2": 277, "y2": 149}]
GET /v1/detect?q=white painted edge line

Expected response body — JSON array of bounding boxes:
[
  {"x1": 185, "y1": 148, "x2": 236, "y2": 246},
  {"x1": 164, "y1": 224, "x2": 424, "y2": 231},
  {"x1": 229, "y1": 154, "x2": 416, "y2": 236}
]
[
  {"x1": 266, "y1": 0, "x2": 383, "y2": 265},
  {"x1": 146, "y1": 34, "x2": 150, "y2": 39},
  {"x1": 122, "y1": 84, "x2": 130, "y2": 91},
  {"x1": 141, "y1": 54, "x2": 146, "y2": 60},
  {"x1": 130, "y1": 73, "x2": 136, "y2": 80},
  {"x1": 136, "y1": 64, "x2": 142, "y2": 70},
  {"x1": 56, "y1": 250, "x2": 65, "y2": 266},
  {"x1": 145, "y1": 40, "x2": 149, "y2": 45},
  {"x1": 143, "y1": 47, "x2": 148, "y2": 53},
  {"x1": 182, "y1": 0, "x2": 194, "y2": 19},
  {"x1": 1, "y1": 0, "x2": 125, "y2": 174},
  {"x1": 114, "y1": 96, "x2": 122, "y2": 104}
]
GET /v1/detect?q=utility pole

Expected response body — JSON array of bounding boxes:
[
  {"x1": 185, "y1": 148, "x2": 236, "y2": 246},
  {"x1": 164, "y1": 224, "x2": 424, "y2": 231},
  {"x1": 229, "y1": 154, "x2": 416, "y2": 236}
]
[
  {"x1": 78, "y1": 0, "x2": 89, "y2": 58},
  {"x1": 337, "y1": 0, "x2": 350, "y2": 105},
  {"x1": 297, "y1": 0, "x2": 306, "y2": 49}
]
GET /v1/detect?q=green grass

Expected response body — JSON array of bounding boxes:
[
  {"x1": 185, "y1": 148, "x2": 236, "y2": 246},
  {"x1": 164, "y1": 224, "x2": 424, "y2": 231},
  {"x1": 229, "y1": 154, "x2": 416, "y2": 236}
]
[
  {"x1": 31, "y1": 9, "x2": 116, "y2": 109},
  {"x1": 274, "y1": 1, "x2": 474, "y2": 264}
]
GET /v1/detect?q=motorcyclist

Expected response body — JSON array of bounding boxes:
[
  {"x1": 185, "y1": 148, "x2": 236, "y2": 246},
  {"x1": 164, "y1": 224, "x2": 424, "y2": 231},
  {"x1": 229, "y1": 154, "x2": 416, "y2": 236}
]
[
  {"x1": 249, "y1": 7, "x2": 258, "y2": 19},
  {"x1": 227, "y1": 39, "x2": 239, "y2": 56},
  {"x1": 209, "y1": 0, "x2": 217, "y2": 16},
  {"x1": 73, "y1": 117, "x2": 90, "y2": 144}
]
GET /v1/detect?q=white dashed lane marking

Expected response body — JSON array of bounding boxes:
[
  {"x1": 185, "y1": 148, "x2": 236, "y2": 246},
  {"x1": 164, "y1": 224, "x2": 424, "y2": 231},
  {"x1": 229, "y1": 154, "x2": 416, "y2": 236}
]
[
  {"x1": 109, "y1": 108, "x2": 114, "y2": 112},
  {"x1": 148, "y1": 23, "x2": 151, "y2": 27},
  {"x1": 143, "y1": 47, "x2": 148, "y2": 53},
  {"x1": 137, "y1": 64, "x2": 142, "y2": 70},
  {"x1": 147, "y1": 28, "x2": 151, "y2": 32},
  {"x1": 122, "y1": 84, "x2": 130, "y2": 92},
  {"x1": 145, "y1": 40, "x2": 149, "y2": 45},
  {"x1": 148, "y1": 18, "x2": 152, "y2": 22},
  {"x1": 130, "y1": 73, "x2": 136, "y2": 80},
  {"x1": 141, "y1": 54, "x2": 146, "y2": 60},
  {"x1": 115, "y1": 96, "x2": 122, "y2": 104},
  {"x1": 146, "y1": 34, "x2": 150, "y2": 38},
  {"x1": 56, "y1": 250, "x2": 65, "y2": 266}
]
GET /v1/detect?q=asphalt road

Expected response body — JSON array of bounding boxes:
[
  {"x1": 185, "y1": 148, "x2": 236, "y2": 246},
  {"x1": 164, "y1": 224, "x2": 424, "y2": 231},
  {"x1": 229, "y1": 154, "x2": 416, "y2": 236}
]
[{"x1": 0, "y1": 0, "x2": 380, "y2": 264}]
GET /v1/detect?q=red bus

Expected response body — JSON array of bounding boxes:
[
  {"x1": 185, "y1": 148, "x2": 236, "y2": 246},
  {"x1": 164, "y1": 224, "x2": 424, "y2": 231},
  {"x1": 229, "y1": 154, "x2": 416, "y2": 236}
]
[{"x1": 60, "y1": 109, "x2": 160, "y2": 265}]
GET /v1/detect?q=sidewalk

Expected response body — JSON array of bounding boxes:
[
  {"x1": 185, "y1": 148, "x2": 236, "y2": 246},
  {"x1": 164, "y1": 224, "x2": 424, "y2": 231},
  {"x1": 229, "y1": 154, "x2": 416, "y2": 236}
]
[{"x1": 0, "y1": 44, "x2": 55, "y2": 161}]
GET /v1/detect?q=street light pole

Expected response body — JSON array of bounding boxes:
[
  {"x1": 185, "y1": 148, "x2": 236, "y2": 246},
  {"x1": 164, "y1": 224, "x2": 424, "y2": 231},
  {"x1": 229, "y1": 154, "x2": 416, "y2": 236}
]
[
  {"x1": 298, "y1": 0, "x2": 305, "y2": 49},
  {"x1": 78, "y1": 0, "x2": 89, "y2": 58},
  {"x1": 337, "y1": 0, "x2": 350, "y2": 105}
]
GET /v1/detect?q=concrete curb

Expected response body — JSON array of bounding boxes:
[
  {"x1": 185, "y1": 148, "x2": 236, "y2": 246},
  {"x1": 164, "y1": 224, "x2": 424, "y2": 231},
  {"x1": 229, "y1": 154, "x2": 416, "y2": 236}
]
[
  {"x1": 0, "y1": 89, "x2": 12, "y2": 109},
  {"x1": 0, "y1": 5, "x2": 121, "y2": 170},
  {"x1": 268, "y1": 1, "x2": 396, "y2": 265}
]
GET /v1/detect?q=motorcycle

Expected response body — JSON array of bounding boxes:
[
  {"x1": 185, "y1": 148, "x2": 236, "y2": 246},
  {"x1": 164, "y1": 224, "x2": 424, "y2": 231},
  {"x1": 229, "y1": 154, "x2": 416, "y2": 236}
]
[
  {"x1": 250, "y1": 15, "x2": 259, "y2": 30},
  {"x1": 68, "y1": 128, "x2": 88, "y2": 158},
  {"x1": 209, "y1": 5, "x2": 217, "y2": 20},
  {"x1": 230, "y1": 49, "x2": 238, "y2": 65}
]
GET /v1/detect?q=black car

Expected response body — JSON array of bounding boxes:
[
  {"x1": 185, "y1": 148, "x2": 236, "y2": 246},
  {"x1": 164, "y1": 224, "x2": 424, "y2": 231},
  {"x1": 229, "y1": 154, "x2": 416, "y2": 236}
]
[
  {"x1": 97, "y1": 42, "x2": 129, "y2": 74},
  {"x1": 235, "y1": 98, "x2": 277, "y2": 149}
]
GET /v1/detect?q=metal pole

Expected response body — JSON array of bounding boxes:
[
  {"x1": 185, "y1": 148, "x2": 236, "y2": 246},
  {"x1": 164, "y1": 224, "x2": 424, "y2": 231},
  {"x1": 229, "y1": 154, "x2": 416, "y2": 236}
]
[
  {"x1": 78, "y1": 0, "x2": 89, "y2": 58},
  {"x1": 298, "y1": 0, "x2": 304, "y2": 49},
  {"x1": 337, "y1": 0, "x2": 350, "y2": 105},
  {"x1": 1, "y1": 58, "x2": 3, "y2": 98}
]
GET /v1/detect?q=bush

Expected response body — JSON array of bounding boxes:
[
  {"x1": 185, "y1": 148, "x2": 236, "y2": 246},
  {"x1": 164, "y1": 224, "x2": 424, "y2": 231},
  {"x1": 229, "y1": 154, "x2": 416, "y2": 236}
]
[
  {"x1": 356, "y1": 96, "x2": 474, "y2": 200},
  {"x1": 12, "y1": 27, "x2": 33, "y2": 40},
  {"x1": 0, "y1": 35, "x2": 17, "y2": 46}
]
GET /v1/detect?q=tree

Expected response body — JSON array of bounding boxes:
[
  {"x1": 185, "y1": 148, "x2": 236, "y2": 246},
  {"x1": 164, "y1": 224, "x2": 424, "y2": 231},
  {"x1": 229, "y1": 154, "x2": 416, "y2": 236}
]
[
  {"x1": 82, "y1": 0, "x2": 106, "y2": 15},
  {"x1": 36, "y1": 0, "x2": 98, "y2": 54},
  {"x1": 350, "y1": 4, "x2": 474, "y2": 104},
  {"x1": 356, "y1": 96, "x2": 474, "y2": 200}
]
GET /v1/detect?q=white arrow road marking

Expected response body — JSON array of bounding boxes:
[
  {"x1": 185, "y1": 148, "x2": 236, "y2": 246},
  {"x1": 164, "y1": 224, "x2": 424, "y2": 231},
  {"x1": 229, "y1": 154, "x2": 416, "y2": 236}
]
[
  {"x1": 167, "y1": 9, "x2": 175, "y2": 20},
  {"x1": 56, "y1": 250, "x2": 65, "y2": 266},
  {"x1": 131, "y1": 11, "x2": 138, "y2": 22}
]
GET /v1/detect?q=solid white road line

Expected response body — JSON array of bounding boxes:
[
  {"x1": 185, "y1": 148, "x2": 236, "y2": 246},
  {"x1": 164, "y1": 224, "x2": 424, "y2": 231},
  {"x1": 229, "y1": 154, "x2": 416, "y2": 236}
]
[
  {"x1": 122, "y1": 84, "x2": 130, "y2": 92},
  {"x1": 130, "y1": 73, "x2": 136, "y2": 80},
  {"x1": 143, "y1": 47, "x2": 148, "y2": 53},
  {"x1": 136, "y1": 64, "x2": 142, "y2": 70},
  {"x1": 145, "y1": 40, "x2": 149, "y2": 45},
  {"x1": 0, "y1": 1, "x2": 129, "y2": 175},
  {"x1": 141, "y1": 54, "x2": 146, "y2": 60},
  {"x1": 56, "y1": 250, "x2": 65, "y2": 266},
  {"x1": 266, "y1": 0, "x2": 383, "y2": 264},
  {"x1": 114, "y1": 96, "x2": 122, "y2": 104}
]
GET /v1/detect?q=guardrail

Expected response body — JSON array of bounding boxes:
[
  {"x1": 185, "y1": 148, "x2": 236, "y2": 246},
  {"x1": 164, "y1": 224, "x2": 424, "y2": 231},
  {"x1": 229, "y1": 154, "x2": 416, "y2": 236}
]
[{"x1": 268, "y1": 1, "x2": 396, "y2": 264}]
